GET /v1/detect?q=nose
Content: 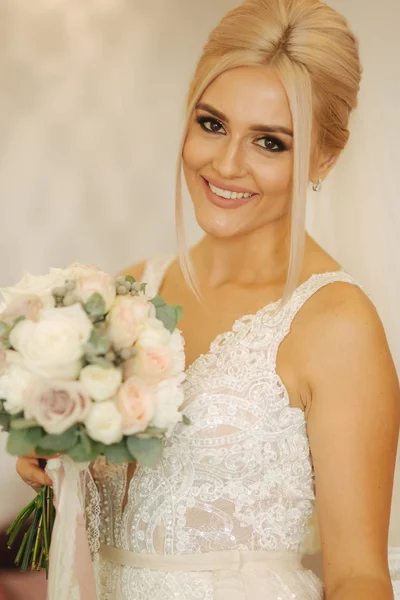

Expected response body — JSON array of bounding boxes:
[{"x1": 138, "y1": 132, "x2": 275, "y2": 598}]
[{"x1": 212, "y1": 139, "x2": 247, "y2": 179}]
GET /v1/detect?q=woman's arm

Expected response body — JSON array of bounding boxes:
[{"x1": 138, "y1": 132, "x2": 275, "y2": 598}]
[{"x1": 304, "y1": 285, "x2": 400, "y2": 600}]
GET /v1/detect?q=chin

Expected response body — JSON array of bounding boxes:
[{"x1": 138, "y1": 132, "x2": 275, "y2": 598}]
[{"x1": 193, "y1": 203, "x2": 249, "y2": 239}]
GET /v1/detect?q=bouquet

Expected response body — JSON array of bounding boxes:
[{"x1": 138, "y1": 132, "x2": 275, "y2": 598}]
[{"x1": 0, "y1": 263, "x2": 186, "y2": 585}]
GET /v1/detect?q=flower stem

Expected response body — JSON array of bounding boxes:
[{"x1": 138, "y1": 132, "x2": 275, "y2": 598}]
[
  {"x1": 14, "y1": 530, "x2": 29, "y2": 567},
  {"x1": 42, "y1": 486, "x2": 50, "y2": 556},
  {"x1": 31, "y1": 511, "x2": 43, "y2": 570},
  {"x1": 6, "y1": 497, "x2": 36, "y2": 543},
  {"x1": 20, "y1": 499, "x2": 42, "y2": 572}
]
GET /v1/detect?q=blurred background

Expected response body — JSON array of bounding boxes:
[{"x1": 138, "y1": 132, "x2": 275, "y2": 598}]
[{"x1": 0, "y1": 0, "x2": 398, "y2": 598}]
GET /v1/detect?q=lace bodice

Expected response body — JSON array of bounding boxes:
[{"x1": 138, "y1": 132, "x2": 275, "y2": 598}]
[{"x1": 91, "y1": 257, "x2": 359, "y2": 560}]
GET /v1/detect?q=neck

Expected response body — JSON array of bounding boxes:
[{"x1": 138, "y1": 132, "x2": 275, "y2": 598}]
[{"x1": 192, "y1": 223, "x2": 294, "y2": 289}]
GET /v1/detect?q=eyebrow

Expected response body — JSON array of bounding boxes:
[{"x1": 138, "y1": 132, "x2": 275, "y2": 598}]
[{"x1": 195, "y1": 102, "x2": 293, "y2": 138}]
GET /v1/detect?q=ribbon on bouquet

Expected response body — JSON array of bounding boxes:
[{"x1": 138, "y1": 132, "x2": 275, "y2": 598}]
[{"x1": 46, "y1": 457, "x2": 98, "y2": 600}]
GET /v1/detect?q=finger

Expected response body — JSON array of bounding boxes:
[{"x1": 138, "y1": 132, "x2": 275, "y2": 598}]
[{"x1": 16, "y1": 459, "x2": 53, "y2": 488}]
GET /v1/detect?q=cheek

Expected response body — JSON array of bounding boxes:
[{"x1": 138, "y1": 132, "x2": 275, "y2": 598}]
[
  {"x1": 182, "y1": 128, "x2": 213, "y2": 174},
  {"x1": 253, "y1": 154, "x2": 293, "y2": 196}
]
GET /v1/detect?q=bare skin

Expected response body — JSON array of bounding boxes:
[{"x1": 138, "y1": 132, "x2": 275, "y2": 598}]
[{"x1": 16, "y1": 66, "x2": 399, "y2": 599}]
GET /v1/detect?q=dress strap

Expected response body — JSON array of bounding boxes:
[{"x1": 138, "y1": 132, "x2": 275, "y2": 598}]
[
  {"x1": 141, "y1": 254, "x2": 175, "y2": 298},
  {"x1": 270, "y1": 270, "x2": 364, "y2": 367}
]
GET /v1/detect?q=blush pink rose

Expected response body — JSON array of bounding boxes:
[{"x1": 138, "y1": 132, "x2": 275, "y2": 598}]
[
  {"x1": 25, "y1": 379, "x2": 91, "y2": 434},
  {"x1": 75, "y1": 272, "x2": 116, "y2": 311},
  {"x1": 107, "y1": 296, "x2": 152, "y2": 351},
  {"x1": 0, "y1": 295, "x2": 43, "y2": 324},
  {"x1": 116, "y1": 376, "x2": 155, "y2": 435},
  {"x1": 133, "y1": 345, "x2": 174, "y2": 384}
]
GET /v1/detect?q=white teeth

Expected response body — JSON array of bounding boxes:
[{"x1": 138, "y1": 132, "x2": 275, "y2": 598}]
[{"x1": 208, "y1": 182, "x2": 253, "y2": 200}]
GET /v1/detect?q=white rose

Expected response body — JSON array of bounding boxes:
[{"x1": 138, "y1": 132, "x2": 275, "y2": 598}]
[
  {"x1": 137, "y1": 318, "x2": 171, "y2": 349},
  {"x1": 64, "y1": 263, "x2": 101, "y2": 280},
  {"x1": 9, "y1": 304, "x2": 93, "y2": 380},
  {"x1": 0, "y1": 355, "x2": 39, "y2": 414},
  {"x1": 85, "y1": 401, "x2": 123, "y2": 445},
  {"x1": 169, "y1": 329, "x2": 186, "y2": 376},
  {"x1": 150, "y1": 378, "x2": 185, "y2": 434},
  {"x1": 0, "y1": 268, "x2": 66, "y2": 308},
  {"x1": 80, "y1": 365, "x2": 122, "y2": 402}
]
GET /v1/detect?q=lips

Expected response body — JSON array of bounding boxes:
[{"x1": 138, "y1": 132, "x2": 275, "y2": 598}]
[
  {"x1": 202, "y1": 175, "x2": 257, "y2": 195},
  {"x1": 200, "y1": 176, "x2": 257, "y2": 210}
]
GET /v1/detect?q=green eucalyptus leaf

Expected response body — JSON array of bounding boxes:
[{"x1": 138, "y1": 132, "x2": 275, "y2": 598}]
[
  {"x1": 10, "y1": 418, "x2": 39, "y2": 430},
  {"x1": 182, "y1": 414, "x2": 192, "y2": 426},
  {"x1": 151, "y1": 296, "x2": 166, "y2": 309},
  {"x1": 0, "y1": 321, "x2": 9, "y2": 336},
  {"x1": 125, "y1": 275, "x2": 135, "y2": 284},
  {"x1": 37, "y1": 427, "x2": 78, "y2": 452},
  {"x1": 85, "y1": 293, "x2": 106, "y2": 318},
  {"x1": 0, "y1": 412, "x2": 11, "y2": 432},
  {"x1": 88, "y1": 328, "x2": 111, "y2": 355},
  {"x1": 126, "y1": 436, "x2": 163, "y2": 467},
  {"x1": 7, "y1": 427, "x2": 44, "y2": 456},
  {"x1": 155, "y1": 305, "x2": 177, "y2": 333},
  {"x1": 104, "y1": 440, "x2": 132, "y2": 465},
  {"x1": 67, "y1": 430, "x2": 104, "y2": 462},
  {"x1": 36, "y1": 447, "x2": 60, "y2": 457},
  {"x1": 174, "y1": 305, "x2": 183, "y2": 325}
]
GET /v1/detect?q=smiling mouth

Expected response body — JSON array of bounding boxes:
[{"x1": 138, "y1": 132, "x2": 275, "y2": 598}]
[{"x1": 203, "y1": 178, "x2": 257, "y2": 200}]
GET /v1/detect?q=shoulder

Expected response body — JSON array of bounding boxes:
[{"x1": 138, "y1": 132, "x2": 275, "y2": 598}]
[
  {"x1": 301, "y1": 279, "x2": 398, "y2": 399},
  {"x1": 307, "y1": 280, "x2": 385, "y2": 352}
]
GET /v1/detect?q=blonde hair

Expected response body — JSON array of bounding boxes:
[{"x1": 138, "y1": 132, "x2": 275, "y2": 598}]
[{"x1": 176, "y1": 0, "x2": 362, "y2": 303}]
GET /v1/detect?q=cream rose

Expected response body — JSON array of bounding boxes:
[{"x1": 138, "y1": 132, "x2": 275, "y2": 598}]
[
  {"x1": 80, "y1": 365, "x2": 122, "y2": 402},
  {"x1": 85, "y1": 401, "x2": 123, "y2": 444},
  {"x1": 0, "y1": 356, "x2": 39, "y2": 414},
  {"x1": 64, "y1": 263, "x2": 101, "y2": 280},
  {"x1": 150, "y1": 378, "x2": 185, "y2": 433},
  {"x1": 0, "y1": 268, "x2": 66, "y2": 309},
  {"x1": 169, "y1": 329, "x2": 186, "y2": 376},
  {"x1": 137, "y1": 318, "x2": 171, "y2": 348},
  {"x1": 116, "y1": 376, "x2": 155, "y2": 435},
  {"x1": 9, "y1": 304, "x2": 93, "y2": 380},
  {"x1": 107, "y1": 296, "x2": 152, "y2": 350},
  {"x1": 75, "y1": 272, "x2": 116, "y2": 312},
  {"x1": 24, "y1": 379, "x2": 91, "y2": 434}
]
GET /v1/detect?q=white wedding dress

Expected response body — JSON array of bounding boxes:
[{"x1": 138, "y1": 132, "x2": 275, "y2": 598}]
[{"x1": 84, "y1": 255, "x2": 386, "y2": 600}]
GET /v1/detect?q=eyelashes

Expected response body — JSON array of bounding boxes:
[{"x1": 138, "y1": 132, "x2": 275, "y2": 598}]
[{"x1": 195, "y1": 115, "x2": 288, "y2": 154}]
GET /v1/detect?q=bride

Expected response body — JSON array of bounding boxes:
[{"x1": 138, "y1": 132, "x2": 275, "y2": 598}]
[{"x1": 16, "y1": 0, "x2": 400, "y2": 598}]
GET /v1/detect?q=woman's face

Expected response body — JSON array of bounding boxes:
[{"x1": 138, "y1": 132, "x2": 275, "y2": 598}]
[{"x1": 183, "y1": 66, "x2": 297, "y2": 239}]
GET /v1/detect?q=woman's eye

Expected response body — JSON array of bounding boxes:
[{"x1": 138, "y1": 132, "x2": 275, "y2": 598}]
[
  {"x1": 196, "y1": 116, "x2": 225, "y2": 134},
  {"x1": 255, "y1": 137, "x2": 286, "y2": 153}
]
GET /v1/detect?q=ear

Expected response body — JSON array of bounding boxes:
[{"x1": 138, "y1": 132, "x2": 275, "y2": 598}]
[{"x1": 310, "y1": 149, "x2": 339, "y2": 183}]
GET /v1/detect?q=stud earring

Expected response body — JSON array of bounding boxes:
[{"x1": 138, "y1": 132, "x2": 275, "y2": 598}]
[{"x1": 312, "y1": 177, "x2": 323, "y2": 192}]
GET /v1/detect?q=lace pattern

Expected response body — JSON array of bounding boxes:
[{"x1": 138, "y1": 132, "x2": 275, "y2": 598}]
[{"x1": 86, "y1": 256, "x2": 382, "y2": 599}]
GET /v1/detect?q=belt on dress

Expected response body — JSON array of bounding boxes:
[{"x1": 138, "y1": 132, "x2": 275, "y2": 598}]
[{"x1": 99, "y1": 544, "x2": 304, "y2": 572}]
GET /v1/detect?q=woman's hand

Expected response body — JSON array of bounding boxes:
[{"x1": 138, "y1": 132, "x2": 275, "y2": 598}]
[{"x1": 16, "y1": 451, "x2": 57, "y2": 492}]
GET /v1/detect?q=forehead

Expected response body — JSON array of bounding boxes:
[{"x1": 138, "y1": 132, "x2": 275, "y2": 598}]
[{"x1": 199, "y1": 66, "x2": 293, "y2": 130}]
